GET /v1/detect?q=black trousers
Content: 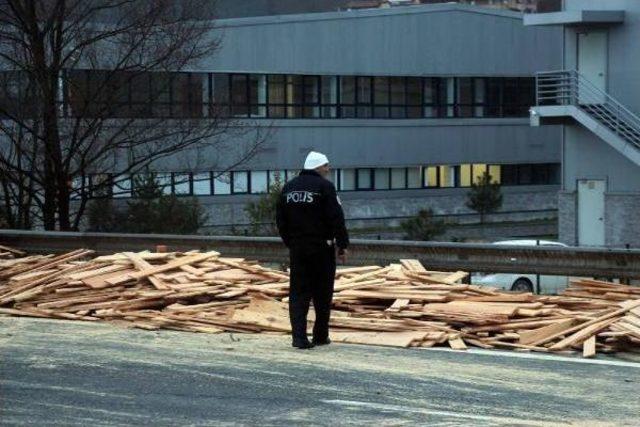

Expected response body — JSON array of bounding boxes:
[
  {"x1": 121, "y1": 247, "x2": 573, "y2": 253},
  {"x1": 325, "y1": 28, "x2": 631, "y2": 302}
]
[{"x1": 288, "y1": 244, "x2": 336, "y2": 343}]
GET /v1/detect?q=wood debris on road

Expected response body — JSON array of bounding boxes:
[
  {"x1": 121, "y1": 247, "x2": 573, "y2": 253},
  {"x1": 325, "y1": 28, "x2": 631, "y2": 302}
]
[{"x1": 0, "y1": 248, "x2": 639, "y2": 357}]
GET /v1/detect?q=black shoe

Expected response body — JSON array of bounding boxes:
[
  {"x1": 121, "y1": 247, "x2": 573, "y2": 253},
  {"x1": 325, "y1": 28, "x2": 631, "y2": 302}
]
[
  {"x1": 292, "y1": 340, "x2": 315, "y2": 349},
  {"x1": 312, "y1": 338, "x2": 331, "y2": 346}
]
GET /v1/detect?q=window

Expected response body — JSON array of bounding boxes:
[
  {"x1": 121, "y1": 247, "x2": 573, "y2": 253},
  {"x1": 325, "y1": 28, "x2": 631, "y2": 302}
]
[
  {"x1": 63, "y1": 72, "x2": 535, "y2": 120},
  {"x1": 357, "y1": 168, "x2": 373, "y2": 190},
  {"x1": 269, "y1": 170, "x2": 285, "y2": 187},
  {"x1": 356, "y1": 77, "x2": 372, "y2": 118},
  {"x1": 439, "y1": 165, "x2": 456, "y2": 188},
  {"x1": 286, "y1": 75, "x2": 303, "y2": 118},
  {"x1": 424, "y1": 166, "x2": 439, "y2": 187},
  {"x1": 460, "y1": 164, "x2": 472, "y2": 187},
  {"x1": 232, "y1": 171, "x2": 249, "y2": 193},
  {"x1": 231, "y1": 74, "x2": 248, "y2": 117},
  {"x1": 373, "y1": 77, "x2": 389, "y2": 118},
  {"x1": 488, "y1": 165, "x2": 501, "y2": 184},
  {"x1": 112, "y1": 175, "x2": 131, "y2": 198},
  {"x1": 424, "y1": 78, "x2": 438, "y2": 118},
  {"x1": 249, "y1": 74, "x2": 266, "y2": 117},
  {"x1": 213, "y1": 172, "x2": 231, "y2": 195},
  {"x1": 391, "y1": 168, "x2": 406, "y2": 189},
  {"x1": 407, "y1": 167, "x2": 422, "y2": 189},
  {"x1": 174, "y1": 173, "x2": 191, "y2": 195},
  {"x1": 374, "y1": 168, "x2": 390, "y2": 190},
  {"x1": 303, "y1": 76, "x2": 320, "y2": 118},
  {"x1": 340, "y1": 169, "x2": 356, "y2": 191},
  {"x1": 406, "y1": 77, "x2": 422, "y2": 118},
  {"x1": 390, "y1": 77, "x2": 406, "y2": 118},
  {"x1": 268, "y1": 75, "x2": 286, "y2": 118},
  {"x1": 457, "y1": 77, "x2": 473, "y2": 118},
  {"x1": 156, "y1": 173, "x2": 173, "y2": 195},
  {"x1": 472, "y1": 164, "x2": 488, "y2": 185},
  {"x1": 286, "y1": 170, "x2": 300, "y2": 181},
  {"x1": 321, "y1": 76, "x2": 338, "y2": 118},
  {"x1": 193, "y1": 173, "x2": 211, "y2": 195},
  {"x1": 251, "y1": 171, "x2": 268, "y2": 194},
  {"x1": 211, "y1": 73, "x2": 229, "y2": 116},
  {"x1": 340, "y1": 76, "x2": 355, "y2": 118}
]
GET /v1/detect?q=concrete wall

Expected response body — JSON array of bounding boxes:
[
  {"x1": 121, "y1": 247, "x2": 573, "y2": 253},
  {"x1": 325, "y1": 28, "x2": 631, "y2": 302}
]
[
  {"x1": 152, "y1": 119, "x2": 562, "y2": 171},
  {"x1": 204, "y1": 4, "x2": 563, "y2": 76},
  {"x1": 564, "y1": 0, "x2": 640, "y2": 114},
  {"x1": 196, "y1": 184, "x2": 559, "y2": 229},
  {"x1": 562, "y1": 125, "x2": 640, "y2": 193}
]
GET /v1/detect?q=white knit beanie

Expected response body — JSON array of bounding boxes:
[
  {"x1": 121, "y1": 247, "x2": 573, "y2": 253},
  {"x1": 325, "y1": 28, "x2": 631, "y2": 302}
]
[{"x1": 303, "y1": 151, "x2": 329, "y2": 170}]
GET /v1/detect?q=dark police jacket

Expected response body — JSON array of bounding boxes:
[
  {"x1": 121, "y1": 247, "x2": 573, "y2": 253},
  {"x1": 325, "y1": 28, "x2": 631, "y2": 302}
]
[{"x1": 276, "y1": 170, "x2": 349, "y2": 250}]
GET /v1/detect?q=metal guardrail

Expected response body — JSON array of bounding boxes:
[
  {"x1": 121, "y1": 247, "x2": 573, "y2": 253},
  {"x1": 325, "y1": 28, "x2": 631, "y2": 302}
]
[
  {"x1": 535, "y1": 69, "x2": 640, "y2": 148},
  {"x1": 3, "y1": 229, "x2": 640, "y2": 279}
]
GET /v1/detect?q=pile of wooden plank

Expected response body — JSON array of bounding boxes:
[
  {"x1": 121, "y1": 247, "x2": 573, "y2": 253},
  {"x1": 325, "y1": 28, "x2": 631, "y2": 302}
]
[
  {"x1": 0, "y1": 249, "x2": 639, "y2": 357},
  {"x1": 0, "y1": 244, "x2": 26, "y2": 260}
]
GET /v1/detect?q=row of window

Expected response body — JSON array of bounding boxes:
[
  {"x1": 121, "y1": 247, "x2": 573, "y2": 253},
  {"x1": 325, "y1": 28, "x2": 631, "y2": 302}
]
[
  {"x1": 74, "y1": 163, "x2": 560, "y2": 199},
  {"x1": 56, "y1": 71, "x2": 534, "y2": 119}
]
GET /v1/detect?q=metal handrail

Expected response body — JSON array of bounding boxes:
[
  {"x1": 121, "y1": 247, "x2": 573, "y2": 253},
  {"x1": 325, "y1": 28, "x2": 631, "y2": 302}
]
[{"x1": 535, "y1": 70, "x2": 640, "y2": 149}]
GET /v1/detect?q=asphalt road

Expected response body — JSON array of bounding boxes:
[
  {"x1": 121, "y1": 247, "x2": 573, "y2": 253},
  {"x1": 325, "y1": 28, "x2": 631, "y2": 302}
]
[{"x1": 1, "y1": 316, "x2": 639, "y2": 426}]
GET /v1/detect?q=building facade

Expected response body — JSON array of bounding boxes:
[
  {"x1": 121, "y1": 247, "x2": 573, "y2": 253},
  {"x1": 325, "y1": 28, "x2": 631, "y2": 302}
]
[
  {"x1": 59, "y1": 3, "x2": 564, "y2": 233},
  {"x1": 527, "y1": 0, "x2": 640, "y2": 248}
]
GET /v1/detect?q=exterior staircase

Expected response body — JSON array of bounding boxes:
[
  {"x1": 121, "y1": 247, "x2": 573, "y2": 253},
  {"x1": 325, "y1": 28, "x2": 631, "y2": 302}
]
[{"x1": 530, "y1": 69, "x2": 640, "y2": 166}]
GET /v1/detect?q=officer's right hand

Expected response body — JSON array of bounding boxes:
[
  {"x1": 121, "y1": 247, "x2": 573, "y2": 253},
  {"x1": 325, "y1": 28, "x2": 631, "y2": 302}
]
[{"x1": 337, "y1": 248, "x2": 348, "y2": 265}]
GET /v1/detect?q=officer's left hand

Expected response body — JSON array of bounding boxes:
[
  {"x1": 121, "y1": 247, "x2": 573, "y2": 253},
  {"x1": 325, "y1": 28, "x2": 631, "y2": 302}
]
[{"x1": 337, "y1": 248, "x2": 348, "y2": 265}]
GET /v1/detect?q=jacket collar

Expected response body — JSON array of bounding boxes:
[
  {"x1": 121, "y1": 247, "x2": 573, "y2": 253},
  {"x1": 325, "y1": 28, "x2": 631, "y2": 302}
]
[{"x1": 300, "y1": 169, "x2": 322, "y2": 178}]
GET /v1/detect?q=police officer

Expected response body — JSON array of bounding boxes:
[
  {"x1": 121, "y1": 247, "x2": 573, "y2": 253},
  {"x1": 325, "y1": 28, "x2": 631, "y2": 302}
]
[{"x1": 276, "y1": 151, "x2": 349, "y2": 349}]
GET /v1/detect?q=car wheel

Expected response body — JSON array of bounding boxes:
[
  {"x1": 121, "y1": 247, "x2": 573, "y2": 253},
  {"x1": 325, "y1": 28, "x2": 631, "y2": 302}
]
[{"x1": 511, "y1": 278, "x2": 533, "y2": 293}]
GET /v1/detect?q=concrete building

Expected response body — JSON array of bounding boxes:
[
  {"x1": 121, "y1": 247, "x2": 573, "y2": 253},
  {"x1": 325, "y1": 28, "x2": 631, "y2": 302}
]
[
  {"x1": 59, "y1": 3, "x2": 565, "y2": 234},
  {"x1": 527, "y1": 0, "x2": 640, "y2": 248}
]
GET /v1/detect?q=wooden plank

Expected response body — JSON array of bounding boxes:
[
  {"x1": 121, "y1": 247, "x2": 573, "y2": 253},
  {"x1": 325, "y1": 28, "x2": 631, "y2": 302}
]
[
  {"x1": 519, "y1": 319, "x2": 579, "y2": 345},
  {"x1": 583, "y1": 335, "x2": 597, "y2": 358}
]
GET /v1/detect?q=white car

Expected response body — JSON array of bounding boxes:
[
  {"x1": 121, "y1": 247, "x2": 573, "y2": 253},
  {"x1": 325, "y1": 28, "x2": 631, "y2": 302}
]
[{"x1": 471, "y1": 240, "x2": 569, "y2": 294}]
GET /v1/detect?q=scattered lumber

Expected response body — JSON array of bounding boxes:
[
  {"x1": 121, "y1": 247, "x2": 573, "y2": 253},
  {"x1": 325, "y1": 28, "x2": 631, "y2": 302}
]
[{"x1": 1, "y1": 250, "x2": 639, "y2": 358}]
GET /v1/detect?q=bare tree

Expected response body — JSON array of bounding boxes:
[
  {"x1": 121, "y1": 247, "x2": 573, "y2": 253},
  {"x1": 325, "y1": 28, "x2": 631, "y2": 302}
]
[{"x1": 0, "y1": 0, "x2": 267, "y2": 230}]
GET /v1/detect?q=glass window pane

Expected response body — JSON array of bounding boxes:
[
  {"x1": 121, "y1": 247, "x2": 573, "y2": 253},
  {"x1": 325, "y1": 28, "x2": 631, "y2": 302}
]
[
  {"x1": 457, "y1": 77, "x2": 473, "y2": 118},
  {"x1": 340, "y1": 169, "x2": 355, "y2": 191},
  {"x1": 486, "y1": 78, "x2": 502, "y2": 117},
  {"x1": 518, "y1": 164, "x2": 533, "y2": 185},
  {"x1": 357, "y1": 169, "x2": 372, "y2": 190},
  {"x1": 374, "y1": 168, "x2": 389, "y2": 190},
  {"x1": 424, "y1": 166, "x2": 438, "y2": 187},
  {"x1": 357, "y1": 77, "x2": 371, "y2": 104},
  {"x1": 390, "y1": 77, "x2": 405, "y2": 105},
  {"x1": 153, "y1": 173, "x2": 172, "y2": 195},
  {"x1": 460, "y1": 164, "x2": 472, "y2": 187},
  {"x1": 340, "y1": 76, "x2": 355, "y2": 104},
  {"x1": 391, "y1": 168, "x2": 406, "y2": 189},
  {"x1": 472, "y1": 164, "x2": 487, "y2": 185},
  {"x1": 407, "y1": 167, "x2": 421, "y2": 189},
  {"x1": 251, "y1": 171, "x2": 268, "y2": 194},
  {"x1": 231, "y1": 74, "x2": 248, "y2": 117},
  {"x1": 331, "y1": 169, "x2": 339, "y2": 186},
  {"x1": 322, "y1": 76, "x2": 338, "y2": 104},
  {"x1": 287, "y1": 75, "x2": 304, "y2": 118},
  {"x1": 112, "y1": 175, "x2": 131, "y2": 198},
  {"x1": 488, "y1": 165, "x2": 501, "y2": 184},
  {"x1": 373, "y1": 77, "x2": 389, "y2": 105},
  {"x1": 501, "y1": 164, "x2": 518, "y2": 185},
  {"x1": 212, "y1": 73, "x2": 229, "y2": 104},
  {"x1": 232, "y1": 171, "x2": 248, "y2": 193},
  {"x1": 268, "y1": 170, "x2": 285, "y2": 188},
  {"x1": 249, "y1": 74, "x2": 266, "y2": 117},
  {"x1": 174, "y1": 173, "x2": 191, "y2": 195},
  {"x1": 193, "y1": 173, "x2": 211, "y2": 195},
  {"x1": 439, "y1": 165, "x2": 456, "y2": 188},
  {"x1": 213, "y1": 172, "x2": 231, "y2": 195},
  {"x1": 474, "y1": 78, "x2": 486, "y2": 117},
  {"x1": 268, "y1": 75, "x2": 285, "y2": 118},
  {"x1": 407, "y1": 78, "x2": 422, "y2": 106}
]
